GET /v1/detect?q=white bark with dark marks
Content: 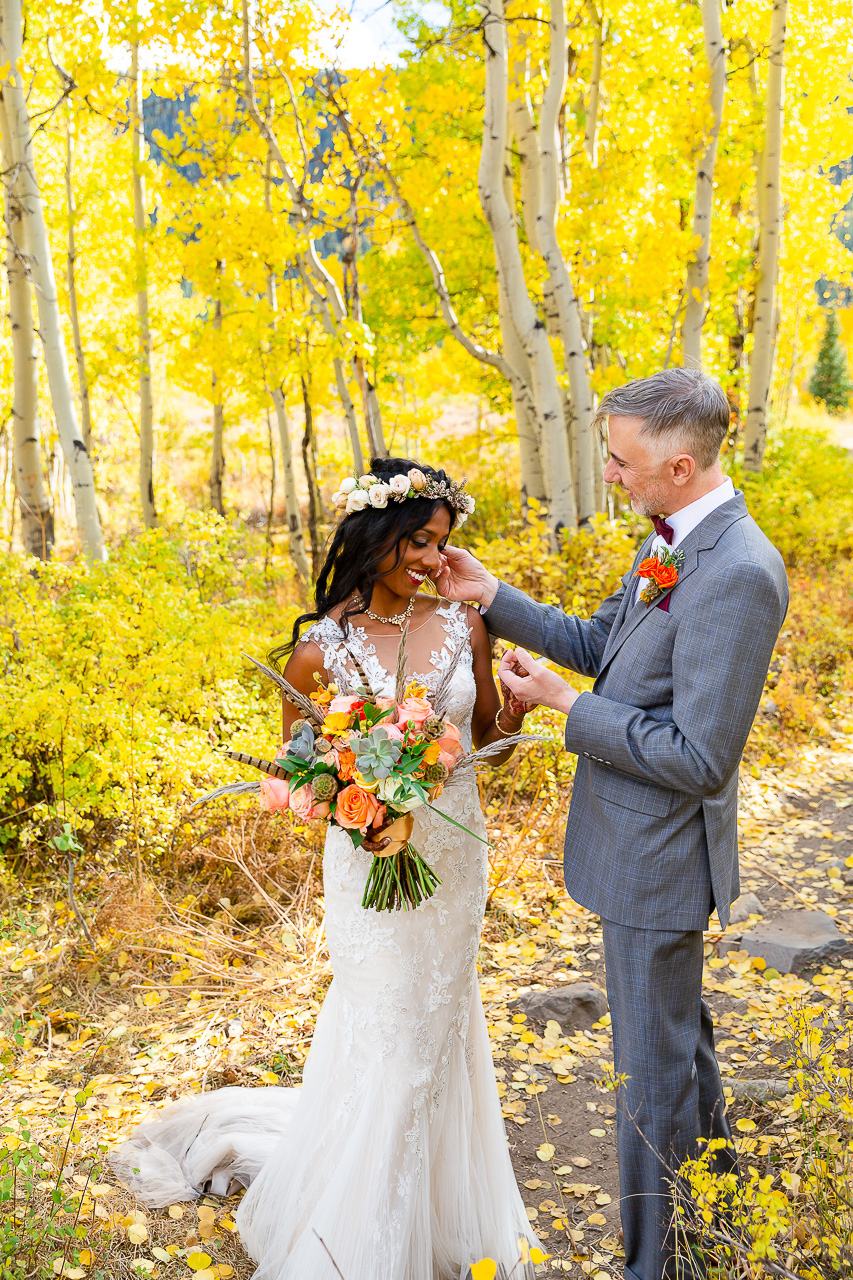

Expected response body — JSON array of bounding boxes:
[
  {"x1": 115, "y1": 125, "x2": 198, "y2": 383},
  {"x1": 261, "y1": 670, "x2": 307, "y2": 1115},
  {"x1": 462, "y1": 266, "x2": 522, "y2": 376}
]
[
  {"x1": 0, "y1": 0, "x2": 105, "y2": 560},
  {"x1": 682, "y1": 0, "x2": 726, "y2": 368},
  {"x1": 743, "y1": 0, "x2": 787, "y2": 473}
]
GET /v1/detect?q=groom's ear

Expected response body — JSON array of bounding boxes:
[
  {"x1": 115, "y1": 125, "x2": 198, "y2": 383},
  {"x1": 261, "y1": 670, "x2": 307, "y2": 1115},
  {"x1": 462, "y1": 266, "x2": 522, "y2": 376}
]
[{"x1": 670, "y1": 454, "x2": 696, "y2": 486}]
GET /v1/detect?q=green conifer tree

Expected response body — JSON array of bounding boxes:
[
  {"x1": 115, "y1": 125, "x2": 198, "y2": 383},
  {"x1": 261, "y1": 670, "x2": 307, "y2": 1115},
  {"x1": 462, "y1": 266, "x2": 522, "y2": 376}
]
[{"x1": 809, "y1": 310, "x2": 852, "y2": 415}]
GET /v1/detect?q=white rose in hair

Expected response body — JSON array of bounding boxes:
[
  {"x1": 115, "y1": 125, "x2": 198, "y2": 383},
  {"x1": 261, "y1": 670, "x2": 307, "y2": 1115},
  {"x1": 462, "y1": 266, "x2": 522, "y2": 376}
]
[
  {"x1": 408, "y1": 469, "x2": 427, "y2": 491},
  {"x1": 339, "y1": 477, "x2": 358, "y2": 494},
  {"x1": 368, "y1": 484, "x2": 390, "y2": 508},
  {"x1": 346, "y1": 489, "x2": 370, "y2": 513},
  {"x1": 359, "y1": 474, "x2": 378, "y2": 487},
  {"x1": 389, "y1": 474, "x2": 410, "y2": 497},
  {"x1": 332, "y1": 490, "x2": 348, "y2": 510}
]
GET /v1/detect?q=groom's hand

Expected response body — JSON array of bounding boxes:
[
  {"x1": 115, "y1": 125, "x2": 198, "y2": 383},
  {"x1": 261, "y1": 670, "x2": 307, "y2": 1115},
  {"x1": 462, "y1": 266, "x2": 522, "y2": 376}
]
[
  {"x1": 498, "y1": 647, "x2": 579, "y2": 717},
  {"x1": 434, "y1": 546, "x2": 500, "y2": 609}
]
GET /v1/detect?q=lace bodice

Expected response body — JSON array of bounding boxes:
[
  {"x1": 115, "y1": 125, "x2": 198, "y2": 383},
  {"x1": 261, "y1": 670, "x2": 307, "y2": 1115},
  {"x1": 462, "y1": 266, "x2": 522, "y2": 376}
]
[{"x1": 300, "y1": 599, "x2": 477, "y2": 752}]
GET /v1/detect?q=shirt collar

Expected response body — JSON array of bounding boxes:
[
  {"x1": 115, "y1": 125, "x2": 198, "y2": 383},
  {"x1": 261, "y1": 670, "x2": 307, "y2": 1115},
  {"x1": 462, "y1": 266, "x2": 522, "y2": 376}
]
[{"x1": 666, "y1": 477, "x2": 735, "y2": 549}]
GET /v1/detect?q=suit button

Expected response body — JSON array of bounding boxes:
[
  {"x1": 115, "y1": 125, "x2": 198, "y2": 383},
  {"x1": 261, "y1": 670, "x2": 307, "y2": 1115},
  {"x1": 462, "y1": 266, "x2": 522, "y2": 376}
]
[{"x1": 605, "y1": 761, "x2": 612, "y2": 766}]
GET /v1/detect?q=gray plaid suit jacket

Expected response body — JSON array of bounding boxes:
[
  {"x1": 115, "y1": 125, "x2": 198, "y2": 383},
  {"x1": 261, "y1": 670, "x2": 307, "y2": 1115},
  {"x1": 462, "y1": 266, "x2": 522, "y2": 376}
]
[{"x1": 484, "y1": 492, "x2": 788, "y2": 931}]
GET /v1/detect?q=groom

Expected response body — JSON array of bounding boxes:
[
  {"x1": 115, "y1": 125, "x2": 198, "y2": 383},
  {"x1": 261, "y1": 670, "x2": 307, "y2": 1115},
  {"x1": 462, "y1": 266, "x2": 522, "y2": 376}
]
[{"x1": 435, "y1": 368, "x2": 788, "y2": 1280}]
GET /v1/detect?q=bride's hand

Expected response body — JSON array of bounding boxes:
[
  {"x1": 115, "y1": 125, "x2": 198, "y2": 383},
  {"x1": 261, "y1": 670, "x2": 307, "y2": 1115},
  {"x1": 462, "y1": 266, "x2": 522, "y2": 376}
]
[
  {"x1": 498, "y1": 646, "x2": 579, "y2": 717},
  {"x1": 434, "y1": 546, "x2": 500, "y2": 608},
  {"x1": 499, "y1": 652, "x2": 538, "y2": 718}
]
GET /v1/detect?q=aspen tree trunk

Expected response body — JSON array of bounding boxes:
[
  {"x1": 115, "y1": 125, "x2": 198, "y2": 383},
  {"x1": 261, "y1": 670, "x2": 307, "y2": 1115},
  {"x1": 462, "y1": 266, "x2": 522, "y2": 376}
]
[
  {"x1": 479, "y1": 0, "x2": 576, "y2": 532},
  {"x1": 682, "y1": 0, "x2": 726, "y2": 368},
  {"x1": 270, "y1": 387, "x2": 310, "y2": 583},
  {"x1": 743, "y1": 0, "x2": 787, "y2": 473},
  {"x1": 300, "y1": 375, "x2": 323, "y2": 577},
  {"x1": 507, "y1": 40, "x2": 541, "y2": 256},
  {"x1": 535, "y1": 0, "x2": 596, "y2": 521},
  {"x1": 241, "y1": 1, "x2": 368, "y2": 472},
  {"x1": 584, "y1": 0, "x2": 603, "y2": 167},
  {"x1": 3, "y1": 170, "x2": 53, "y2": 557},
  {"x1": 63, "y1": 116, "x2": 93, "y2": 455},
  {"x1": 210, "y1": 293, "x2": 225, "y2": 515},
  {"x1": 263, "y1": 158, "x2": 309, "y2": 583},
  {"x1": 498, "y1": 278, "x2": 547, "y2": 511},
  {"x1": 0, "y1": 0, "x2": 105, "y2": 561},
  {"x1": 347, "y1": 186, "x2": 386, "y2": 459},
  {"x1": 131, "y1": 43, "x2": 157, "y2": 527}
]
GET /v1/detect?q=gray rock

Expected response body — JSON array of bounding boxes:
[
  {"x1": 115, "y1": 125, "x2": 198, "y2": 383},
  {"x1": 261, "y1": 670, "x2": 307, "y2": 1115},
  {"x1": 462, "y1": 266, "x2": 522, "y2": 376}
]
[
  {"x1": 741, "y1": 909, "x2": 850, "y2": 974},
  {"x1": 515, "y1": 981, "x2": 608, "y2": 1030},
  {"x1": 825, "y1": 859, "x2": 846, "y2": 870},
  {"x1": 726, "y1": 1078, "x2": 791, "y2": 1102},
  {"x1": 728, "y1": 892, "x2": 765, "y2": 926}
]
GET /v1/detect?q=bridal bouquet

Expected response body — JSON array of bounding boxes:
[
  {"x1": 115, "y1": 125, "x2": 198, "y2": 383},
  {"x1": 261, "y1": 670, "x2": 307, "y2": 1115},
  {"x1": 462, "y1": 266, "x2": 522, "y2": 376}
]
[{"x1": 196, "y1": 624, "x2": 540, "y2": 912}]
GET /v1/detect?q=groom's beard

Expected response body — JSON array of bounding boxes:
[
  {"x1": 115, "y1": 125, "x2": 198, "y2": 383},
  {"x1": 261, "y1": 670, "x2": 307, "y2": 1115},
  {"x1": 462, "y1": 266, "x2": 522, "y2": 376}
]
[{"x1": 628, "y1": 477, "x2": 671, "y2": 519}]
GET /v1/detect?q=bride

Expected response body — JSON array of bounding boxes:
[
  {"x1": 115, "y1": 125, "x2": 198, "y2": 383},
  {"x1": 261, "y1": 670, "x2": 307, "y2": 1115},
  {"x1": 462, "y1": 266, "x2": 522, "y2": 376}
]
[{"x1": 111, "y1": 459, "x2": 542, "y2": 1280}]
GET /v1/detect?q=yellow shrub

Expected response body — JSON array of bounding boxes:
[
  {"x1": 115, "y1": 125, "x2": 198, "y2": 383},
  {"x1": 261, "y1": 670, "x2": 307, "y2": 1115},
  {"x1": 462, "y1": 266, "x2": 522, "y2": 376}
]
[{"x1": 1, "y1": 512, "x2": 298, "y2": 867}]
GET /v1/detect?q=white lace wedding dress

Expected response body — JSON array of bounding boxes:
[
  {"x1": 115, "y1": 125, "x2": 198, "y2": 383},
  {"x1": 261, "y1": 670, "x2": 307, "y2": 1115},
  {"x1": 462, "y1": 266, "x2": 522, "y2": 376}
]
[{"x1": 111, "y1": 602, "x2": 539, "y2": 1280}]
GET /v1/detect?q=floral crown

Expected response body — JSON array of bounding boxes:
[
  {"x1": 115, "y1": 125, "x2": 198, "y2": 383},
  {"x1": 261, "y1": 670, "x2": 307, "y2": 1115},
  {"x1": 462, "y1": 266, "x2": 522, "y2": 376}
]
[{"x1": 331, "y1": 467, "x2": 476, "y2": 525}]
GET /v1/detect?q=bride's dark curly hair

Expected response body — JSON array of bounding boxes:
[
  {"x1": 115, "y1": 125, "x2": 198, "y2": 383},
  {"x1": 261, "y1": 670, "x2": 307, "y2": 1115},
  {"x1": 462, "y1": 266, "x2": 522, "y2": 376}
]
[{"x1": 269, "y1": 457, "x2": 459, "y2": 668}]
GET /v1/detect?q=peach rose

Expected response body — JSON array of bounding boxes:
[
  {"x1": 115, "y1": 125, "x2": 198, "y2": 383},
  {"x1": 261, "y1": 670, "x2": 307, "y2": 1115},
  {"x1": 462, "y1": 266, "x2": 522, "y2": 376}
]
[
  {"x1": 382, "y1": 723, "x2": 405, "y2": 741},
  {"x1": 334, "y1": 784, "x2": 381, "y2": 832},
  {"x1": 437, "y1": 722, "x2": 464, "y2": 759},
  {"x1": 290, "y1": 783, "x2": 323, "y2": 821},
  {"x1": 375, "y1": 696, "x2": 395, "y2": 711},
  {"x1": 396, "y1": 696, "x2": 433, "y2": 729},
  {"x1": 329, "y1": 694, "x2": 362, "y2": 716},
  {"x1": 260, "y1": 775, "x2": 290, "y2": 813}
]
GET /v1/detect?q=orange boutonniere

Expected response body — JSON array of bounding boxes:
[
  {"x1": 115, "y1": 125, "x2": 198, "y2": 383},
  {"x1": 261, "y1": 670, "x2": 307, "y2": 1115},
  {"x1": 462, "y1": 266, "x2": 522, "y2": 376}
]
[{"x1": 634, "y1": 547, "x2": 684, "y2": 605}]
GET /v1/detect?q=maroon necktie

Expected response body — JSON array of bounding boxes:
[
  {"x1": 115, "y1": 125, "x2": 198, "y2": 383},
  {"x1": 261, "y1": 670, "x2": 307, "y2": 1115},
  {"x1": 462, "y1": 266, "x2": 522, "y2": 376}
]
[
  {"x1": 652, "y1": 515, "x2": 674, "y2": 545},
  {"x1": 651, "y1": 516, "x2": 674, "y2": 612}
]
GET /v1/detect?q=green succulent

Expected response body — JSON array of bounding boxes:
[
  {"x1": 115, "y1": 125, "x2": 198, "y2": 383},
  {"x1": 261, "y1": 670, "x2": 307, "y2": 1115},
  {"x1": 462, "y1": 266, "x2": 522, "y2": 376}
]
[{"x1": 351, "y1": 726, "x2": 402, "y2": 783}]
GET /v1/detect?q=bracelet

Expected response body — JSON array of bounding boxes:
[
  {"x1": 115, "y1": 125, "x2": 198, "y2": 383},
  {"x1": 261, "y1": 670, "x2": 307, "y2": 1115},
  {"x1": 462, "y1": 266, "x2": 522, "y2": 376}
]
[{"x1": 495, "y1": 708, "x2": 522, "y2": 737}]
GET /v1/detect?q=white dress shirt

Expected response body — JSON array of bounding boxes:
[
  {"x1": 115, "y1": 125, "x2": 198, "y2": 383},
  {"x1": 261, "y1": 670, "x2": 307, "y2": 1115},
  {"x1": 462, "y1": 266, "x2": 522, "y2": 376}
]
[{"x1": 632, "y1": 477, "x2": 735, "y2": 604}]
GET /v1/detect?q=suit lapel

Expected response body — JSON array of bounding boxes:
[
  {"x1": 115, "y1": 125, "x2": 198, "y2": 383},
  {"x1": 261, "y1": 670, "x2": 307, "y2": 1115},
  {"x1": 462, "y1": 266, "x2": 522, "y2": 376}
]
[{"x1": 601, "y1": 492, "x2": 749, "y2": 671}]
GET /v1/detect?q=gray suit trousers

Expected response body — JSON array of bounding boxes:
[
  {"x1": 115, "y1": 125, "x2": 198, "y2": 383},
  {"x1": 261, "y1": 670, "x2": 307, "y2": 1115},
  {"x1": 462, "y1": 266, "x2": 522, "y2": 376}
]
[{"x1": 601, "y1": 921, "x2": 737, "y2": 1280}]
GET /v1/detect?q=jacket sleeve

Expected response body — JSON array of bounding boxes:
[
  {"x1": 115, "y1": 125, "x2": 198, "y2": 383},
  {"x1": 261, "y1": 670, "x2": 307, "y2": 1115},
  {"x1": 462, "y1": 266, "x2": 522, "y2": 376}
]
[
  {"x1": 481, "y1": 573, "x2": 632, "y2": 679},
  {"x1": 564, "y1": 560, "x2": 786, "y2": 794}
]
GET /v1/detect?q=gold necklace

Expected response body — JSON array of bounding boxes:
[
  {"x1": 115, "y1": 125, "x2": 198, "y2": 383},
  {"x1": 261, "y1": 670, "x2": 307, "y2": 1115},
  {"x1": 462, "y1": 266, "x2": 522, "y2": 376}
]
[{"x1": 361, "y1": 595, "x2": 416, "y2": 629}]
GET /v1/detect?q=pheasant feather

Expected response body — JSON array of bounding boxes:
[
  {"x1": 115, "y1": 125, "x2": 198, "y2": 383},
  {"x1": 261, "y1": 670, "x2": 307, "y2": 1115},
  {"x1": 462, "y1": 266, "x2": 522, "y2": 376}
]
[
  {"x1": 224, "y1": 750, "x2": 289, "y2": 779},
  {"x1": 191, "y1": 779, "x2": 261, "y2": 808},
  {"x1": 242, "y1": 653, "x2": 324, "y2": 723},
  {"x1": 336, "y1": 623, "x2": 376, "y2": 697}
]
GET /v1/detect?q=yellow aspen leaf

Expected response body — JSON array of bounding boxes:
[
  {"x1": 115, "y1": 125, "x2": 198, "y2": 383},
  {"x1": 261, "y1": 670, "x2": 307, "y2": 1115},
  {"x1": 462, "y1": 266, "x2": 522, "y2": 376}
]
[
  {"x1": 588, "y1": 1212, "x2": 607, "y2": 1226},
  {"x1": 736, "y1": 1118, "x2": 757, "y2": 1132},
  {"x1": 78, "y1": 1252, "x2": 93, "y2": 1266},
  {"x1": 152, "y1": 1249, "x2": 171, "y2": 1262},
  {"x1": 213, "y1": 1268, "x2": 234, "y2": 1279},
  {"x1": 127, "y1": 1223, "x2": 148, "y2": 1244},
  {"x1": 197, "y1": 1205, "x2": 216, "y2": 1222},
  {"x1": 187, "y1": 1254, "x2": 213, "y2": 1272},
  {"x1": 589, "y1": 1128, "x2": 606, "y2": 1137},
  {"x1": 470, "y1": 1261, "x2": 497, "y2": 1280},
  {"x1": 536, "y1": 1143, "x2": 555, "y2": 1161},
  {"x1": 530, "y1": 1248, "x2": 551, "y2": 1263},
  {"x1": 168, "y1": 1205, "x2": 185, "y2": 1219}
]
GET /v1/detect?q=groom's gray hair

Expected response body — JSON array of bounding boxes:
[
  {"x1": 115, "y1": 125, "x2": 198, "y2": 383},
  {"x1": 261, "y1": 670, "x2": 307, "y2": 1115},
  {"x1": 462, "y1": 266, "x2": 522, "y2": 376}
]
[{"x1": 595, "y1": 368, "x2": 730, "y2": 470}]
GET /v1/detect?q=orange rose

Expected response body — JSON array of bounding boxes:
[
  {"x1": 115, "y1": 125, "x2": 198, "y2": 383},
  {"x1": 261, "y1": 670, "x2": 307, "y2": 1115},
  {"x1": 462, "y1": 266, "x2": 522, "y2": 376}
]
[
  {"x1": 652, "y1": 563, "x2": 678, "y2": 589},
  {"x1": 635, "y1": 557, "x2": 660, "y2": 579},
  {"x1": 334, "y1": 784, "x2": 381, "y2": 833}
]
